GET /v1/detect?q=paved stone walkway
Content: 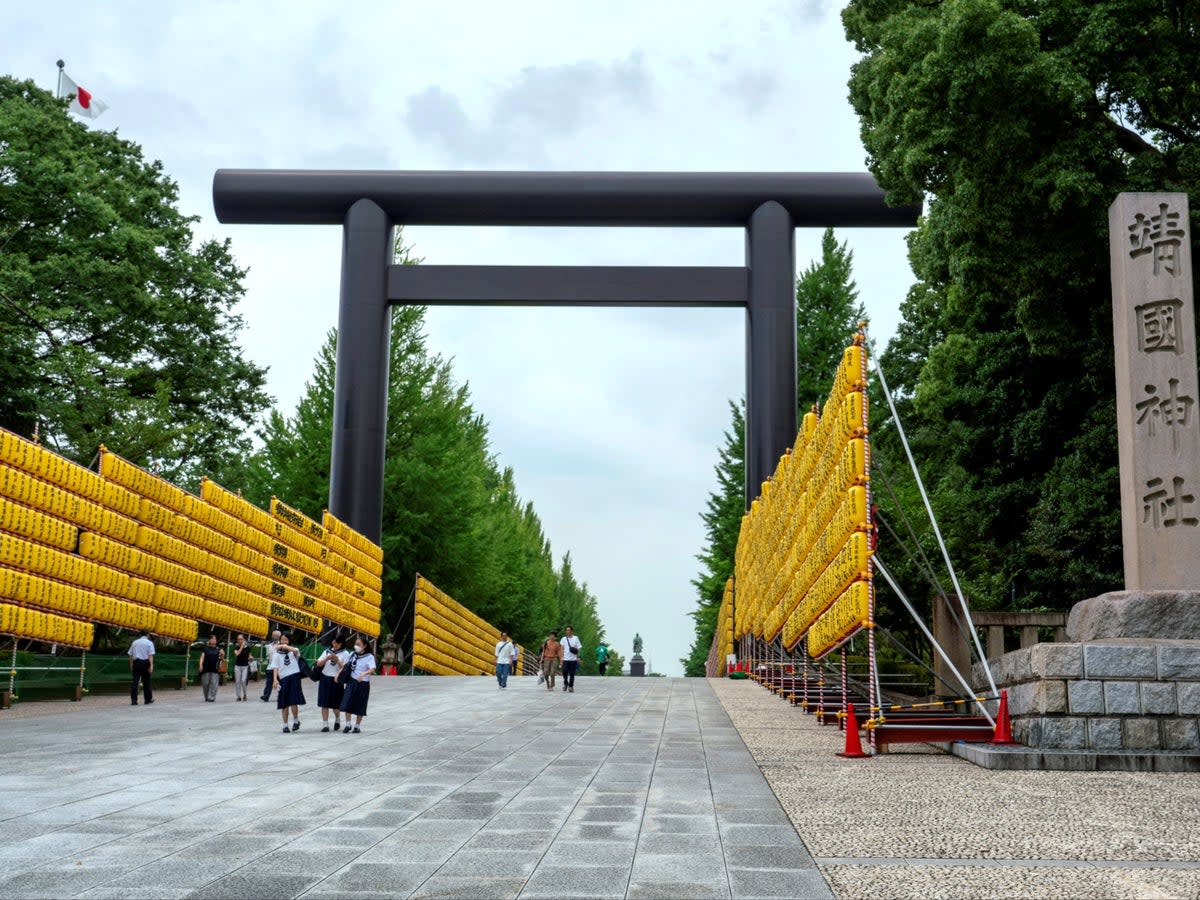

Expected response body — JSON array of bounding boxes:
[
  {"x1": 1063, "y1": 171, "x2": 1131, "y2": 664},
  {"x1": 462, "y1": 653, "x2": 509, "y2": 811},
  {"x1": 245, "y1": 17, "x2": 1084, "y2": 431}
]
[{"x1": 0, "y1": 677, "x2": 830, "y2": 899}]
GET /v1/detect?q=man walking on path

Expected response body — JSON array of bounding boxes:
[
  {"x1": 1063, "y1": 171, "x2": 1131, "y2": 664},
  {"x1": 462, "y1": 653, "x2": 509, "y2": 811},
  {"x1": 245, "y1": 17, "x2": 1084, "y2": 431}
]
[
  {"x1": 260, "y1": 630, "x2": 281, "y2": 702},
  {"x1": 128, "y1": 629, "x2": 155, "y2": 705},
  {"x1": 595, "y1": 640, "x2": 610, "y2": 676},
  {"x1": 494, "y1": 632, "x2": 514, "y2": 689},
  {"x1": 560, "y1": 625, "x2": 581, "y2": 693},
  {"x1": 541, "y1": 630, "x2": 562, "y2": 690}
]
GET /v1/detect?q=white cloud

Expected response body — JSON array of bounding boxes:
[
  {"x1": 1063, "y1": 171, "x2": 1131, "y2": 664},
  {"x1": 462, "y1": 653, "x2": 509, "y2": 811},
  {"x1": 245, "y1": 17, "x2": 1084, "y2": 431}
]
[{"x1": 10, "y1": 0, "x2": 916, "y2": 674}]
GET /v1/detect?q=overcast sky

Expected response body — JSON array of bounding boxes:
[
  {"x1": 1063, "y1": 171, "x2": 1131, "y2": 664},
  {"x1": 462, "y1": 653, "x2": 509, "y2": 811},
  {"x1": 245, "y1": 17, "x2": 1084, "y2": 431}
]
[{"x1": 10, "y1": 1, "x2": 915, "y2": 675}]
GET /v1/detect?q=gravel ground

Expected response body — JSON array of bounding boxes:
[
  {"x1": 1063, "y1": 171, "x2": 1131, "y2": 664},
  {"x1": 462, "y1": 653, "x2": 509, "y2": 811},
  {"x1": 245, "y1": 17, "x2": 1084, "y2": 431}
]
[{"x1": 711, "y1": 678, "x2": 1200, "y2": 900}]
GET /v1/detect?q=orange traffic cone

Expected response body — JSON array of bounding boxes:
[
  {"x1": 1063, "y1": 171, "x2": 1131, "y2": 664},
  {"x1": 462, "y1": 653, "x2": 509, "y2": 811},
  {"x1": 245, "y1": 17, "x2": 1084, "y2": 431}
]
[
  {"x1": 991, "y1": 690, "x2": 1019, "y2": 744},
  {"x1": 837, "y1": 703, "x2": 869, "y2": 758}
]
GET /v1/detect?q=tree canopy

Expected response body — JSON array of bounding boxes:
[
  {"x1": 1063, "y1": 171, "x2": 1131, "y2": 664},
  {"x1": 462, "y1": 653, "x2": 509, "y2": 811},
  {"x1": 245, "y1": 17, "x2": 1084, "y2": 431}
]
[
  {"x1": 843, "y1": 0, "x2": 1199, "y2": 608},
  {"x1": 0, "y1": 76, "x2": 269, "y2": 482}
]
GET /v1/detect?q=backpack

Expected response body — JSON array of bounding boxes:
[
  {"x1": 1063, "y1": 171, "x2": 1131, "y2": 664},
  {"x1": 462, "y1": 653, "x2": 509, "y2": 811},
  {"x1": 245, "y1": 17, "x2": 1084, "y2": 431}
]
[{"x1": 296, "y1": 653, "x2": 313, "y2": 680}]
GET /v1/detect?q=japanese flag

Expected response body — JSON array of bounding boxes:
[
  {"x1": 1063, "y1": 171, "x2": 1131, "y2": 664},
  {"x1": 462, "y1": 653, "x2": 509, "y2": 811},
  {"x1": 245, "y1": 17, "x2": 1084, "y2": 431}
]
[{"x1": 61, "y1": 71, "x2": 107, "y2": 119}]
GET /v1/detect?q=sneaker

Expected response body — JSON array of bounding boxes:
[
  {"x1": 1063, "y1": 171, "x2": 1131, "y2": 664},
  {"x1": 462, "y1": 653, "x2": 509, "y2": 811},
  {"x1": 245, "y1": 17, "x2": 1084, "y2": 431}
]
[
  {"x1": 292, "y1": 720, "x2": 300, "y2": 731},
  {"x1": 321, "y1": 725, "x2": 330, "y2": 733},
  {"x1": 569, "y1": 687, "x2": 574, "y2": 693},
  {"x1": 282, "y1": 725, "x2": 290, "y2": 733},
  {"x1": 333, "y1": 722, "x2": 341, "y2": 732}
]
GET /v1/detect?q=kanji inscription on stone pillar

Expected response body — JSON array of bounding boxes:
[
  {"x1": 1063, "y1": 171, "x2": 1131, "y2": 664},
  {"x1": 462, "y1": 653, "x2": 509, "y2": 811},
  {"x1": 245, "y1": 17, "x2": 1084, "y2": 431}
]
[{"x1": 1110, "y1": 193, "x2": 1200, "y2": 589}]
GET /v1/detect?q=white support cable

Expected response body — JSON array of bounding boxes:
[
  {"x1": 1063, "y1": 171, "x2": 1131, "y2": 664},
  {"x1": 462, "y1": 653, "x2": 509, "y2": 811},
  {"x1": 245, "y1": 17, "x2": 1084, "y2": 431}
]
[
  {"x1": 870, "y1": 350, "x2": 1000, "y2": 699},
  {"x1": 874, "y1": 556, "x2": 995, "y2": 726}
]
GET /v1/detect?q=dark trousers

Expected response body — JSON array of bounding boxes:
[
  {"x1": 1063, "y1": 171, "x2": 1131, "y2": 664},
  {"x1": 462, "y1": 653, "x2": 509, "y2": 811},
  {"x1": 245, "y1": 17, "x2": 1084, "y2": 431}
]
[
  {"x1": 130, "y1": 659, "x2": 153, "y2": 704},
  {"x1": 562, "y1": 659, "x2": 578, "y2": 688},
  {"x1": 261, "y1": 670, "x2": 274, "y2": 701},
  {"x1": 598, "y1": 662, "x2": 607, "y2": 676}
]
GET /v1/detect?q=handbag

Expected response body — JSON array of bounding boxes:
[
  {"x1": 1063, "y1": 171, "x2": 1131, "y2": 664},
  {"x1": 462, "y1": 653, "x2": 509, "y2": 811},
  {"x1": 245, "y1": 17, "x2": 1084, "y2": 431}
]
[
  {"x1": 536, "y1": 668, "x2": 545, "y2": 685},
  {"x1": 217, "y1": 657, "x2": 228, "y2": 674}
]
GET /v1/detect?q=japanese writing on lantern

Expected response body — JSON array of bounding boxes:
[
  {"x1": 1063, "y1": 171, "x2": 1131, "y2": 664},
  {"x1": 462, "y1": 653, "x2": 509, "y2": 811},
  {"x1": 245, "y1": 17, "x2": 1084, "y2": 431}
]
[
  {"x1": 1129, "y1": 202, "x2": 1185, "y2": 276},
  {"x1": 1142, "y1": 475, "x2": 1199, "y2": 529},
  {"x1": 1136, "y1": 377, "x2": 1195, "y2": 452},
  {"x1": 1136, "y1": 299, "x2": 1183, "y2": 355}
]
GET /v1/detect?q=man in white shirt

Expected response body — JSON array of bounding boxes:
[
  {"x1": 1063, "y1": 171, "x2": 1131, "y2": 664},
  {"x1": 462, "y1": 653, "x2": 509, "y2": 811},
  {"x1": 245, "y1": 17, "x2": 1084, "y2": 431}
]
[
  {"x1": 560, "y1": 625, "x2": 582, "y2": 693},
  {"x1": 494, "y1": 632, "x2": 514, "y2": 690},
  {"x1": 128, "y1": 630, "x2": 155, "y2": 705},
  {"x1": 260, "y1": 630, "x2": 282, "y2": 702}
]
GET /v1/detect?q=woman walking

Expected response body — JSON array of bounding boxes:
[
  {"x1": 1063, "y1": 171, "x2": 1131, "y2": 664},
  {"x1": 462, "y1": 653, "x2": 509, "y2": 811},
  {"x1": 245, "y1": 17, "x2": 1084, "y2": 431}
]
[
  {"x1": 273, "y1": 633, "x2": 306, "y2": 732},
  {"x1": 233, "y1": 634, "x2": 251, "y2": 701},
  {"x1": 315, "y1": 635, "x2": 350, "y2": 732},
  {"x1": 198, "y1": 634, "x2": 225, "y2": 702},
  {"x1": 337, "y1": 637, "x2": 377, "y2": 734}
]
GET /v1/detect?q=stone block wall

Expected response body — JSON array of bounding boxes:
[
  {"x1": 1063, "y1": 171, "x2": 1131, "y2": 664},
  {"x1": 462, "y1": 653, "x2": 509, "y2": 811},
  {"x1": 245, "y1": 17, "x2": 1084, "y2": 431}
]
[{"x1": 972, "y1": 639, "x2": 1200, "y2": 752}]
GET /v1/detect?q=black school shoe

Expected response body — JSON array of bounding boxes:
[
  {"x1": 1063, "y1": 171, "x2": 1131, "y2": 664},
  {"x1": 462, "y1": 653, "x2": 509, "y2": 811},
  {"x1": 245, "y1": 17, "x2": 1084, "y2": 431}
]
[
  {"x1": 321, "y1": 725, "x2": 330, "y2": 732},
  {"x1": 351, "y1": 727, "x2": 361, "y2": 733},
  {"x1": 333, "y1": 722, "x2": 341, "y2": 731},
  {"x1": 292, "y1": 720, "x2": 300, "y2": 731},
  {"x1": 282, "y1": 725, "x2": 289, "y2": 733}
]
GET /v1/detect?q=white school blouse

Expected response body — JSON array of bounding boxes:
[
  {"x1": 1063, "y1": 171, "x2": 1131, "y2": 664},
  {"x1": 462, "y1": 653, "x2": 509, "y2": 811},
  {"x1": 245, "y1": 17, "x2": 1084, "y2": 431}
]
[{"x1": 321, "y1": 649, "x2": 350, "y2": 677}]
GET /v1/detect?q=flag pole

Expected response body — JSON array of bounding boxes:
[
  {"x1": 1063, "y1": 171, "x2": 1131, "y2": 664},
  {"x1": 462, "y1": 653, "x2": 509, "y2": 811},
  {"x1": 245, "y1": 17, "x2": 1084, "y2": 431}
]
[{"x1": 55, "y1": 60, "x2": 64, "y2": 99}]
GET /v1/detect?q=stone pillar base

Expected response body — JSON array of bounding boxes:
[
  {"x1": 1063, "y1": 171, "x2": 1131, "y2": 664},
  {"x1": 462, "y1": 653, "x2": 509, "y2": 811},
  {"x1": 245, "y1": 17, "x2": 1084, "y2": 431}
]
[
  {"x1": 1067, "y1": 590, "x2": 1200, "y2": 641},
  {"x1": 974, "y1": 634, "x2": 1200, "y2": 753}
]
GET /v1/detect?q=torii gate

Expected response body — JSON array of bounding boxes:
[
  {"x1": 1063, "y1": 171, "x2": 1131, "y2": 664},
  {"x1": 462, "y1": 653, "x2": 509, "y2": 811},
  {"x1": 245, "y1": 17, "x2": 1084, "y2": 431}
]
[{"x1": 213, "y1": 170, "x2": 919, "y2": 542}]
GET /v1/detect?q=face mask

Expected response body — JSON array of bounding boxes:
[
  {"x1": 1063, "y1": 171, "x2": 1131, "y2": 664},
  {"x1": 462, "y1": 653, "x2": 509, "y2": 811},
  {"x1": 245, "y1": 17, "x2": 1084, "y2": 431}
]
[{"x1": 355, "y1": 645, "x2": 364, "y2": 653}]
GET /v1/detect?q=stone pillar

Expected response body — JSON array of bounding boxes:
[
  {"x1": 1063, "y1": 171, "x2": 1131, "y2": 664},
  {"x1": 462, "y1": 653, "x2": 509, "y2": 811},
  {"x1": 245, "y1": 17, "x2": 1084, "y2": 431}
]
[
  {"x1": 1109, "y1": 193, "x2": 1200, "y2": 589},
  {"x1": 932, "y1": 595, "x2": 972, "y2": 696}
]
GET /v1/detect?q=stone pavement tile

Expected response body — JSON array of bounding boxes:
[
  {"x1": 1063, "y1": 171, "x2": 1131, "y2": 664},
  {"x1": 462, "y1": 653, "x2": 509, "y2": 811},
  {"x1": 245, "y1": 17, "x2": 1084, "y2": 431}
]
[
  {"x1": 630, "y1": 852, "x2": 727, "y2": 885},
  {"x1": 76, "y1": 888, "x2": 192, "y2": 900},
  {"x1": 727, "y1": 867, "x2": 832, "y2": 899},
  {"x1": 636, "y1": 834, "x2": 723, "y2": 856},
  {"x1": 718, "y1": 823, "x2": 804, "y2": 846},
  {"x1": 640, "y1": 814, "x2": 719, "y2": 835},
  {"x1": 316, "y1": 861, "x2": 439, "y2": 895},
  {"x1": 541, "y1": 839, "x2": 637, "y2": 868},
  {"x1": 572, "y1": 806, "x2": 642, "y2": 824},
  {"x1": 0, "y1": 830, "x2": 114, "y2": 861},
  {"x1": 87, "y1": 857, "x2": 236, "y2": 891},
  {"x1": 464, "y1": 830, "x2": 555, "y2": 852},
  {"x1": 436, "y1": 848, "x2": 543, "y2": 877},
  {"x1": 518, "y1": 864, "x2": 630, "y2": 899},
  {"x1": 184, "y1": 872, "x2": 322, "y2": 899},
  {"x1": 556, "y1": 821, "x2": 640, "y2": 842},
  {"x1": 723, "y1": 843, "x2": 815, "y2": 869},
  {"x1": 334, "y1": 809, "x2": 417, "y2": 828},
  {"x1": 393, "y1": 819, "x2": 483, "y2": 843},
  {"x1": 252, "y1": 847, "x2": 363, "y2": 876},
  {"x1": 409, "y1": 875, "x2": 527, "y2": 899},
  {"x1": 286, "y1": 826, "x2": 395, "y2": 849},
  {"x1": 420, "y1": 803, "x2": 505, "y2": 820},
  {"x1": 0, "y1": 864, "x2": 129, "y2": 899},
  {"x1": 357, "y1": 840, "x2": 460, "y2": 865},
  {"x1": 625, "y1": 881, "x2": 730, "y2": 900}
]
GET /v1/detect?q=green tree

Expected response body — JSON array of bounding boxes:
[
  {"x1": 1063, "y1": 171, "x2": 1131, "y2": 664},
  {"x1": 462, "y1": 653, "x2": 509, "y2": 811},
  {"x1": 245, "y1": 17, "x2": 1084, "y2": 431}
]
[
  {"x1": 843, "y1": 0, "x2": 1199, "y2": 608},
  {"x1": 796, "y1": 228, "x2": 867, "y2": 412},
  {"x1": 0, "y1": 77, "x2": 268, "y2": 481}
]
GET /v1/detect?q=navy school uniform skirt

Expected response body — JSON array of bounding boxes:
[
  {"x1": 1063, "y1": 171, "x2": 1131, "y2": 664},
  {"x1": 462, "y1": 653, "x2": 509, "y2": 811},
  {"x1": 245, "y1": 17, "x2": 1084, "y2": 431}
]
[
  {"x1": 276, "y1": 673, "x2": 307, "y2": 709},
  {"x1": 317, "y1": 673, "x2": 345, "y2": 710},
  {"x1": 340, "y1": 679, "x2": 370, "y2": 717}
]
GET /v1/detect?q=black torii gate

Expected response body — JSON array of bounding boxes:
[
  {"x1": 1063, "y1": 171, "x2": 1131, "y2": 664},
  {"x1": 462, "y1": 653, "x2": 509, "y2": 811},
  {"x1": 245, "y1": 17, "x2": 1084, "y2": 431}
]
[{"x1": 213, "y1": 170, "x2": 919, "y2": 543}]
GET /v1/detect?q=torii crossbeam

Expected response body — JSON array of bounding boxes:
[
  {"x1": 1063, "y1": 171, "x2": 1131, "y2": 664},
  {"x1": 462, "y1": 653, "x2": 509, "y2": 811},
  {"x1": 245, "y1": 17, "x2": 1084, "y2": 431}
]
[{"x1": 213, "y1": 170, "x2": 919, "y2": 542}]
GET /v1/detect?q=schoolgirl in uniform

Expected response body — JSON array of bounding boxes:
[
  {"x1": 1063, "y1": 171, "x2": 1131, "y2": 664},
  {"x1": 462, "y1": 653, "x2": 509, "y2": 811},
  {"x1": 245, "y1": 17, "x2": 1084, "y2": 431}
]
[
  {"x1": 315, "y1": 634, "x2": 350, "y2": 732},
  {"x1": 273, "y1": 633, "x2": 306, "y2": 732},
  {"x1": 336, "y1": 636, "x2": 377, "y2": 734}
]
